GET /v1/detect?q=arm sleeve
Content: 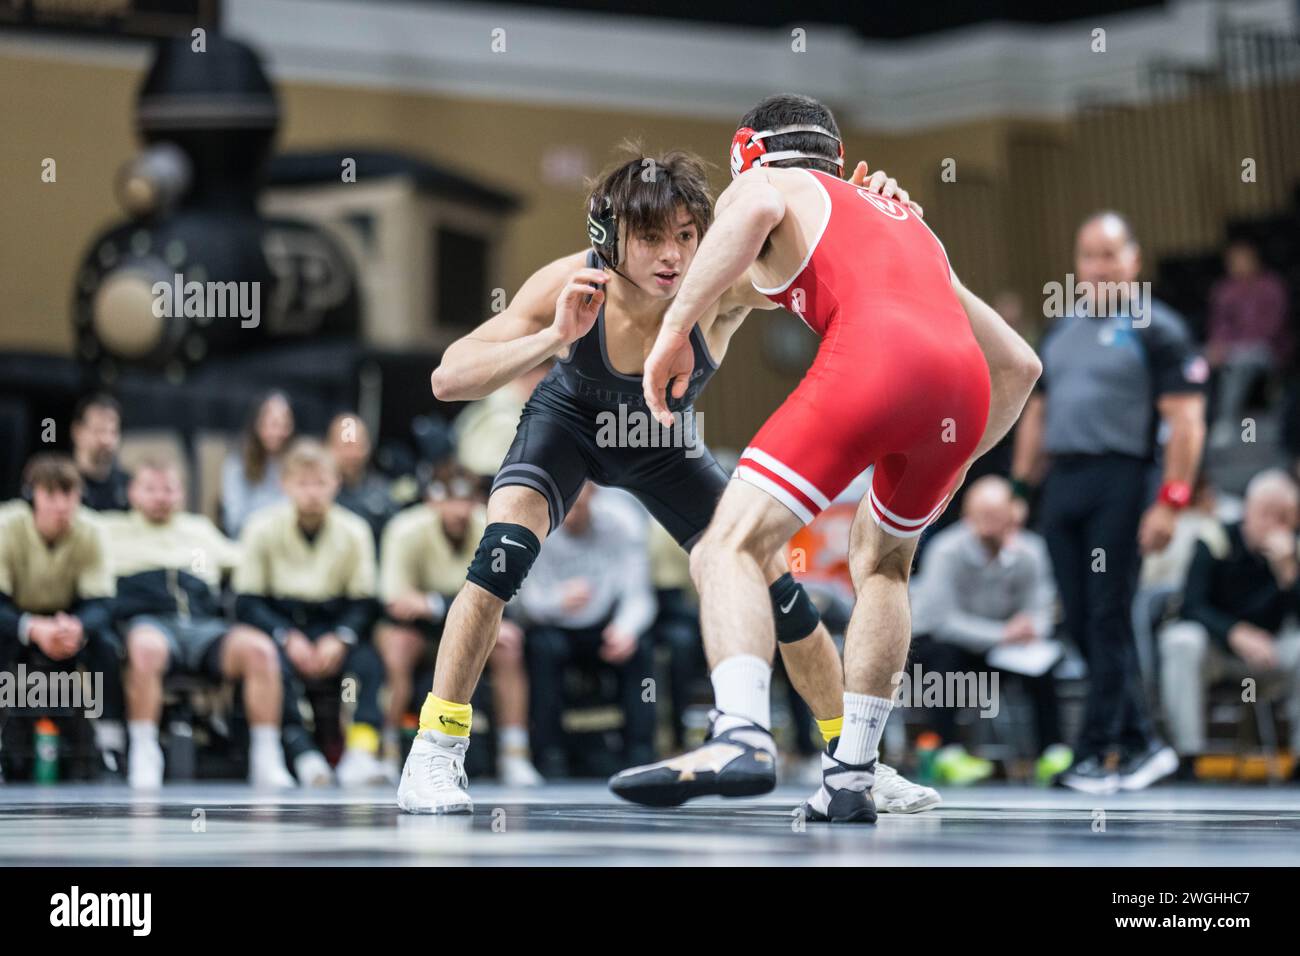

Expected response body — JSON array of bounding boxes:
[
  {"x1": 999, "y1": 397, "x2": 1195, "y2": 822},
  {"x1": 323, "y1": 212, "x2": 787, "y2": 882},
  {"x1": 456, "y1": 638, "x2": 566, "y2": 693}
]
[
  {"x1": 71, "y1": 524, "x2": 115, "y2": 634},
  {"x1": 205, "y1": 520, "x2": 243, "y2": 574},
  {"x1": 610, "y1": 533, "x2": 657, "y2": 637},
  {"x1": 1147, "y1": 310, "x2": 1206, "y2": 397},
  {"x1": 1180, "y1": 540, "x2": 1239, "y2": 649},
  {"x1": 232, "y1": 521, "x2": 294, "y2": 636},
  {"x1": 378, "y1": 520, "x2": 407, "y2": 605},
  {"x1": 71, "y1": 597, "x2": 114, "y2": 635},
  {"x1": 76, "y1": 523, "x2": 115, "y2": 602},
  {"x1": 220, "y1": 456, "x2": 250, "y2": 536},
  {"x1": 336, "y1": 598, "x2": 377, "y2": 644},
  {"x1": 234, "y1": 594, "x2": 294, "y2": 638},
  {"x1": 335, "y1": 524, "x2": 378, "y2": 644},
  {"x1": 345, "y1": 525, "x2": 377, "y2": 600}
]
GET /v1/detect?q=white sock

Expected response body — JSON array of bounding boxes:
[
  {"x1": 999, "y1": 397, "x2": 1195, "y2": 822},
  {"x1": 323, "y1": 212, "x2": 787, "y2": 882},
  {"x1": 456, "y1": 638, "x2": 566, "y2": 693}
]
[
  {"x1": 128, "y1": 721, "x2": 159, "y2": 750},
  {"x1": 710, "y1": 655, "x2": 772, "y2": 731},
  {"x1": 834, "y1": 693, "x2": 893, "y2": 766},
  {"x1": 249, "y1": 725, "x2": 281, "y2": 760},
  {"x1": 499, "y1": 725, "x2": 529, "y2": 755}
]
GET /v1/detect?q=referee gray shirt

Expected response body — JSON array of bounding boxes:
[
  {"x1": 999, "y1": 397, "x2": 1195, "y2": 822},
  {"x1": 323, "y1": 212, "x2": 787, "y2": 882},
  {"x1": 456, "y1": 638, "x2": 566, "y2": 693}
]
[{"x1": 1037, "y1": 299, "x2": 1206, "y2": 460}]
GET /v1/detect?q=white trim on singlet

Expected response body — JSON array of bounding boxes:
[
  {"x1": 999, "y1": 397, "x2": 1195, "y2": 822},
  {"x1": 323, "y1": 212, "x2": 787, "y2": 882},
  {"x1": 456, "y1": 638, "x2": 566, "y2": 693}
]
[
  {"x1": 868, "y1": 503, "x2": 930, "y2": 539},
  {"x1": 741, "y1": 446, "x2": 830, "y2": 510},
  {"x1": 735, "y1": 465, "x2": 816, "y2": 525},
  {"x1": 868, "y1": 483, "x2": 946, "y2": 529},
  {"x1": 750, "y1": 168, "x2": 832, "y2": 297},
  {"x1": 913, "y1": 207, "x2": 954, "y2": 279}
]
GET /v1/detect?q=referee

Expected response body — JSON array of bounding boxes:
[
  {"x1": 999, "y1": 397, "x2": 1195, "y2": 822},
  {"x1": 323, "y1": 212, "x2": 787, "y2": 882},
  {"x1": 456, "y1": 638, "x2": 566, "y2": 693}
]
[{"x1": 1012, "y1": 211, "x2": 1206, "y2": 794}]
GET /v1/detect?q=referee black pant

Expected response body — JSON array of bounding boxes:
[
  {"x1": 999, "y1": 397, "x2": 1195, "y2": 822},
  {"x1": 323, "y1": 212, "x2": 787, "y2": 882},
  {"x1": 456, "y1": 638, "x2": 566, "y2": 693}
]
[{"x1": 1039, "y1": 453, "x2": 1156, "y2": 761}]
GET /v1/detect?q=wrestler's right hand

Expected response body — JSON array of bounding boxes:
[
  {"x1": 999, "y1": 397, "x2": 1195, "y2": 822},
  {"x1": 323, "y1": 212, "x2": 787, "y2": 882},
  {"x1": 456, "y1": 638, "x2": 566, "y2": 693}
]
[{"x1": 551, "y1": 268, "x2": 609, "y2": 344}]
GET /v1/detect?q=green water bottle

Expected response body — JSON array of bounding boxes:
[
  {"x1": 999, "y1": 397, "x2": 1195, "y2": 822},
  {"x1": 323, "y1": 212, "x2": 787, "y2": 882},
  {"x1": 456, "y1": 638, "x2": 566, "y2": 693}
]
[
  {"x1": 34, "y1": 718, "x2": 60, "y2": 784},
  {"x1": 914, "y1": 731, "x2": 940, "y2": 785}
]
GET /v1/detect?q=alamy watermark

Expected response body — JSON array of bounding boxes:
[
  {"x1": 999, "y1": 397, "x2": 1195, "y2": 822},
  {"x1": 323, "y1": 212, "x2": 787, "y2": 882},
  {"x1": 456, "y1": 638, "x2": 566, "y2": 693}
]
[
  {"x1": 891, "y1": 663, "x2": 1000, "y2": 718},
  {"x1": 0, "y1": 664, "x2": 103, "y2": 718},
  {"x1": 50, "y1": 886, "x2": 151, "y2": 936},
  {"x1": 1042, "y1": 274, "x2": 1151, "y2": 327},
  {"x1": 595, "y1": 403, "x2": 704, "y2": 459},
  {"x1": 152, "y1": 273, "x2": 260, "y2": 328}
]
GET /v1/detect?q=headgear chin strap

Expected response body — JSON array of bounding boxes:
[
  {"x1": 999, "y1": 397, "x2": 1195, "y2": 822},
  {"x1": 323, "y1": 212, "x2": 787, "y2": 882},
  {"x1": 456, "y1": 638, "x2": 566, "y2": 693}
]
[{"x1": 730, "y1": 124, "x2": 844, "y2": 178}]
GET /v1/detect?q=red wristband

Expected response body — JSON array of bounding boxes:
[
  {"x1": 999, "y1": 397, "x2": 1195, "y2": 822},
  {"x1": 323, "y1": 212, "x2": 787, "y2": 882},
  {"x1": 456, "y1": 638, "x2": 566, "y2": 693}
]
[{"x1": 1158, "y1": 479, "x2": 1192, "y2": 510}]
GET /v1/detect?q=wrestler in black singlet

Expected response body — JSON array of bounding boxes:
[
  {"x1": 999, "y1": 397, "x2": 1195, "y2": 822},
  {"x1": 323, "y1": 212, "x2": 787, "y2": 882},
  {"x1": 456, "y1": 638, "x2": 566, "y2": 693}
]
[{"x1": 493, "y1": 252, "x2": 728, "y2": 547}]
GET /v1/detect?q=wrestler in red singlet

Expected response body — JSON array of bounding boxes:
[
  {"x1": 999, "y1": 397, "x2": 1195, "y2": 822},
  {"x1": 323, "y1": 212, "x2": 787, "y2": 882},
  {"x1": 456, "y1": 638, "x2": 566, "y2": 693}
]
[{"x1": 736, "y1": 168, "x2": 991, "y2": 537}]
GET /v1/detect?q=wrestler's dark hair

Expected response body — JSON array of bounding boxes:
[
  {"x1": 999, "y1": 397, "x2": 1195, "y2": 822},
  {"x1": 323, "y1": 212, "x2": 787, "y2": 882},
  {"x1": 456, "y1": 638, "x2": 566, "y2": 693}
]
[
  {"x1": 739, "y1": 94, "x2": 842, "y2": 176},
  {"x1": 585, "y1": 141, "x2": 714, "y2": 246}
]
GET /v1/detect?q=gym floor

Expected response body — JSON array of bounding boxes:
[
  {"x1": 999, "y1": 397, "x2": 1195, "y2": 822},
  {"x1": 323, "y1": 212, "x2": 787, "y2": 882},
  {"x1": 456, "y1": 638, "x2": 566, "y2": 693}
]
[{"x1": 2, "y1": 783, "x2": 1298, "y2": 866}]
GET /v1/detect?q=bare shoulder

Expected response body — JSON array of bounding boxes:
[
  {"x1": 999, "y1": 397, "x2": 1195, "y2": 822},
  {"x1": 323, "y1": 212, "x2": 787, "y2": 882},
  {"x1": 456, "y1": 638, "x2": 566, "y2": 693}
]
[{"x1": 764, "y1": 166, "x2": 822, "y2": 193}]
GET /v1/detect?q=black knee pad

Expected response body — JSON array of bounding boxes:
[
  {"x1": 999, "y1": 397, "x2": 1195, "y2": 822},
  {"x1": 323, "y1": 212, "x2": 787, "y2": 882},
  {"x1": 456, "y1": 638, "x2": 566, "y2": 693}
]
[
  {"x1": 466, "y1": 523, "x2": 542, "y2": 601},
  {"x1": 769, "y1": 573, "x2": 822, "y2": 644}
]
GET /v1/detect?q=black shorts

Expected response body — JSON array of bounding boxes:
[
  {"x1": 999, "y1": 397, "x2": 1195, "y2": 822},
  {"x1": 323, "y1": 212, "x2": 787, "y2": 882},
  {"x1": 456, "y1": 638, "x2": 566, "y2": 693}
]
[{"x1": 491, "y1": 399, "x2": 729, "y2": 549}]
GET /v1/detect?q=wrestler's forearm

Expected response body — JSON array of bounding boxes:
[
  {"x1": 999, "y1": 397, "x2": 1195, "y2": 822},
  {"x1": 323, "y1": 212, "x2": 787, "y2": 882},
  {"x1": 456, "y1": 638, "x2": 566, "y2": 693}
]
[{"x1": 432, "y1": 326, "x2": 564, "y2": 401}]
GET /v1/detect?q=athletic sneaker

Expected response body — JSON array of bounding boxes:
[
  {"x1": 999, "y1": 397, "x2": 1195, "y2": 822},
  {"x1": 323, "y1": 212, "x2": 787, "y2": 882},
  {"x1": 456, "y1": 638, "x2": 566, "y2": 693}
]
[
  {"x1": 608, "y1": 710, "x2": 776, "y2": 807},
  {"x1": 1058, "y1": 754, "x2": 1120, "y2": 794},
  {"x1": 1035, "y1": 744, "x2": 1074, "y2": 785},
  {"x1": 933, "y1": 743, "x2": 995, "y2": 785},
  {"x1": 799, "y1": 742, "x2": 878, "y2": 824},
  {"x1": 1117, "y1": 742, "x2": 1179, "y2": 791},
  {"x1": 397, "y1": 730, "x2": 473, "y2": 814},
  {"x1": 873, "y1": 761, "x2": 941, "y2": 813},
  {"x1": 336, "y1": 746, "x2": 396, "y2": 787}
]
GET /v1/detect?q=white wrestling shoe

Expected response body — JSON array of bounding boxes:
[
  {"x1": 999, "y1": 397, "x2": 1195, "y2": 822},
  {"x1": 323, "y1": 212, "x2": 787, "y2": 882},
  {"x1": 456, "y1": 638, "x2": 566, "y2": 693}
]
[
  {"x1": 128, "y1": 738, "x2": 165, "y2": 790},
  {"x1": 397, "y1": 730, "x2": 473, "y2": 814},
  {"x1": 872, "y1": 762, "x2": 941, "y2": 813},
  {"x1": 499, "y1": 752, "x2": 544, "y2": 787},
  {"x1": 336, "y1": 746, "x2": 397, "y2": 787}
]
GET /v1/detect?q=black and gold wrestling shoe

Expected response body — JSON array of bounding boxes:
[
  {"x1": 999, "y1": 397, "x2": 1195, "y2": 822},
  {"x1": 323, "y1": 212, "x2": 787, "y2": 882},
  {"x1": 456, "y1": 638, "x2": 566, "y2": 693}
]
[
  {"x1": 608, "y1": 711, "x2": 777, "y2": 807},
  {"x1": 799, "y1": 739, "x2": 878, "y2": 824}
]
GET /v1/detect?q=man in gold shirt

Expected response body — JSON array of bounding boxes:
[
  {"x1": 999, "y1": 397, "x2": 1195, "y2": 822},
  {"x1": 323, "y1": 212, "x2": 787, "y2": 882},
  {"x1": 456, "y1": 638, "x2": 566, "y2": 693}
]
[
  {"x1": 235, "y1": 439, "x2": 389, "y2": 786},
  {"x1": 0, "y1": 454, "x2": 122, "y2": 776},
  {"x1": 98, "y1": 457, "x2": 297, "y2": 789}
]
